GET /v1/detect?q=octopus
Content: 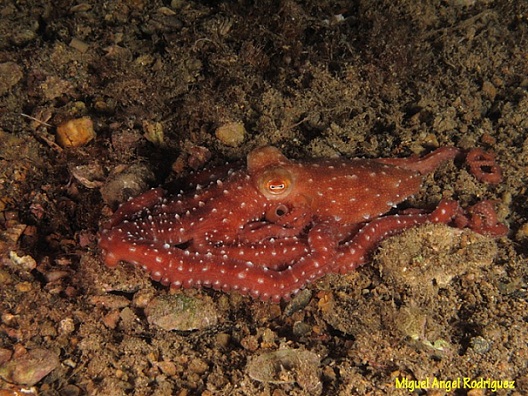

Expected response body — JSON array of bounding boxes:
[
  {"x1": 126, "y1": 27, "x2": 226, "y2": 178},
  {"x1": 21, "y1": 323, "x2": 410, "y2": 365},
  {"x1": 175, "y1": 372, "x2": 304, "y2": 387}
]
[{"x1": 99, "y1": 146, "x2": 507, "y2": 302}]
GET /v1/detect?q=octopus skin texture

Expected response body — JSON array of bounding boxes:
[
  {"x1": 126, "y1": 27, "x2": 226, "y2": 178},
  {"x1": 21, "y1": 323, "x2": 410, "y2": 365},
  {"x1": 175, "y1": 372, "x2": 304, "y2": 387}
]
[{"x1": 99, "y1": 146, "x2": 507, "y2": 302}]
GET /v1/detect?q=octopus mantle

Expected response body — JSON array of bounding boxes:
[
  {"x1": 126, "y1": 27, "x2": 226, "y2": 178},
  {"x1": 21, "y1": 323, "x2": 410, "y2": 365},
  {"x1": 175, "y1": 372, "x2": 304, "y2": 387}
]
[{"x1": 99, "y1": 146, "x2": 507, "y2": 302}]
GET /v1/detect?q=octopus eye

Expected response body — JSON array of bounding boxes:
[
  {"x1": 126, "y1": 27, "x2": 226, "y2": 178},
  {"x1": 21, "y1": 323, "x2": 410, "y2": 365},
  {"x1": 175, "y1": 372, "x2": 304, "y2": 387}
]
[
  {"x1": 267, "y1": 179, "x2": 289, "y2": 194},
  {"x1": 256, "y1": 167, "x2": 294, "y2": 199}
]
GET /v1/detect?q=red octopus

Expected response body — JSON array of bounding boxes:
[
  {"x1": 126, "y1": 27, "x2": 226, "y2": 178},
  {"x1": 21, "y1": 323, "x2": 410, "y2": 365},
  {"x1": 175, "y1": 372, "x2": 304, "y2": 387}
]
[{"x1": 99, "y1": 146, "x2": 507, "y2": 302}]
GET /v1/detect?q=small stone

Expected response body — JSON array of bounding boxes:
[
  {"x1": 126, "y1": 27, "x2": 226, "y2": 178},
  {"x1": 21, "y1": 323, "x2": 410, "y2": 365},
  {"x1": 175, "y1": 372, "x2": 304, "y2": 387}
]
[
  {"x1": 144, "y1": 294, "x2": 218, "y2": 331},
  {"x1": 515, "y1": 222, "x2": 528, "y2": 240},
  {"x1": 44, "y1": 270, "x2": 69, "y2": 282},
  {"x1": 377, "y1": 224, "x2": 498, "y2": 299},
  {"x1": 69, "y1": 37, "x2": 90, "y2": 53},
  {"x1": 10, "y1": 28, "x2": 38, "y2": 47},
  {"x1": 0, "y1": 348, "x2": 60, "y2": 386},
  {"x1": 40, "y1": 76, "x2": 74, "y2": 101},
  {"x1": 15, "y1": 281, "x2": 33, "y2": 292},
  {"x1": 247, "y1": 349, "x2": 322, "y2": 395},
  {"x1": 69, "y1": 163, "x2": 105, "y2": 189},
  {"x1": 8, "y1": 251, "x2": 37, "y2": 271},
  {"x1": 284, "y1": 288, "x2": 312, "y2": 315},
  {"x1": 240, "y1": 335, "x2": 259, "y2": 352},
  {"x1": 0, "y1": 269, "x2": 12, "y2": 285},
  {"x1": 188, "y1": 358, "x2": 208, "y2": 374},
  {"x1": 466, "y1": 389, "x2": 486, "y2": 396},
  {"x1": 184, "y1": 143, "x2": 212, "y2": 170},
  {"x1": 102, "y1": 310, "x2": 121, "y2": 329},
  {"x1": 0, "y1": 349, "x2": 12, "y2": 366},
  {"x1": 56, "y1": 117, "x2": 95, "y2": 148},
  {"x1": 481, "y1": 81, "x2": 496, "y2": 101},
  {"x1": 119, "y1": 307, "x2": 139, "y2": 329},
  {"x1": 142, "y1": 120, "x2": 165, "y2": 146},
  {"x1": 132, "y1": 289, "x2": 154, "y2": 309},
  {"x1": 215, "y1": 333, "x2": 231, "y2": 348},
  {"x1": 292, "y1": 321, "x2": 312, "y2": 337},
  {"x1": 70, "y1": 3, "x2": 92, "y2": 12},
  {"x1": 59, "y1": 318, "x2": 76, "y2": 335},
  {"x1": 90, "y1": 295, "x2": 131, "y2": 310},
  {"x1": 260, "y1": 328, "x2": 277, "y2": 349},
  {"x1": 470, "y1": 336, "x2": 491, "y2": 354},
  {"x1": 0, "y1": 62, "x2": 24, "y2": 95},
  {"x1": 100, "y1": 163, "x2": 155, "y2": 208},
  {"x1": 157, "y1": 361, "x2": 177, "y2": 376},
  {"x1": 215, "y1": 122, "x2": 246, "y2": 147},
  {"x1": 58, "y1": 384, "x2": 82, "y2": 396}
]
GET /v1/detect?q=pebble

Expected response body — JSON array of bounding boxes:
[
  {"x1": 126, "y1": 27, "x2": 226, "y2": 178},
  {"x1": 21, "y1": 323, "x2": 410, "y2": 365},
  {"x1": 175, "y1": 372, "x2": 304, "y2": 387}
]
[
  {"x1": 0, "y1": 349, "x2": 12, "y2": 366},
  {"x1": 90, "y1": 295, "x2": 131, "y2": 310},
  {"x1": 157, "y1": 361, "x2": 177, "y2": 376},
  {"x1": 377, "y1": 224, "x2": 497, "y2": 298},
  {"x1": 0, "y1": 62, "x2": 23, "y2": 95},
  {"x1": 69, "y1": 37, "x2": 90, "y2": 53},
  {"x1": 59, "y1": 318, "x2": 76, "y2": 335},
  {"x1": 188, "y1": 358, "x2": 208, "y2": 374},
  {"x1": 144, "y1": 294, "x2": 218, "y2": 331},
  {"x1": 284, "y1": 288, "x2": 312, "y2": 316},
  {"x1": 57, "y1": 384, "x2": 82, "y2": 396},
  {"x1": 240, "y1": 335, "x2": 259, "y2": 352},
  {"x1": 8, "y1": 251, "x2": 36, "y2": 271},
  {"x1": 292, "y1": 321, "x2": 312, "y2": 337},
  {"x1": 0, "y1": 348, "x2": 59, "y2": 386},
  {"x1": 515, "y1": 222, "x2": 528, "y2": 240},
  {"x1": 247, "y1": 349, "x2": 322, "y2": 395},
  {"x1": 470, "y1": 336, "x2": 491, "y2": 354},
  {"x1": 102, "y1": 310, "x2": 121, "y2": 330},
  {"x1": 215, "y1": 122, "x2": 246, "y2": 147},
  {"x1": 100, "y1": 163, "x2": 155, "y2": 208},
  {"x1": 0, "y1": 269, "x2": 12, "y2": 285},
  {"x1": 56, "y1": 117, "x2": 96, "y2": 148},
  {"x1": 69, "y1": 163, "x2": 105, "y2": 189},
  {"x1": 215, "y1": 333, "x2": 231, "y2": 348}
]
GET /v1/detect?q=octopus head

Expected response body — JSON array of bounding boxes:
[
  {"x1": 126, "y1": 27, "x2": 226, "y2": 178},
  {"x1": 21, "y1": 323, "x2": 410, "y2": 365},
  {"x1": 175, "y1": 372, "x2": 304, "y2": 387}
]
[
  {"x1": 247, "y1": 146, "x2": 308, "y2": 224},
  {"x1": 247, "y1": 146, "x2": 296, "y2": 201}
]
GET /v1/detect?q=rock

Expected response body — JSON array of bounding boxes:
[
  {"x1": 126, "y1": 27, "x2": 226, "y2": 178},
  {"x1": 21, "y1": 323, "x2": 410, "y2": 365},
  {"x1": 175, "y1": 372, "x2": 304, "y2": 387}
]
[
  {"x1": 377, "y1": 224, "x2": 498, "y2": 301},
  {"x1": 69, "y1": 163, "x2": 105, "y2": 189},
  {"x1": 144, "y1": 294, "x2": 219, "y2": 331},
  {"x1": 100, "y1": 163, "x2": 155, "y2": 208},
  {"x1": 247, "y1": 349, "x2": 322, "y2": 395},
  {"x1": 0, "y1": 348, "x2": 60, "y2": 386},
  {"x1": 284, "y1": 288, "x2": 312, "y2": 316},
  {"x1": 215, "y1": 122, "x2": 246, "y2": 147},
  {"x1": 56, "y1": 117, "x2": 96, "y2": 148},
  {"x1": 0, "y1": 62, "x2": 23, "y2": 95}
]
